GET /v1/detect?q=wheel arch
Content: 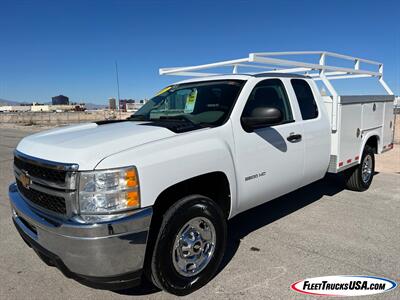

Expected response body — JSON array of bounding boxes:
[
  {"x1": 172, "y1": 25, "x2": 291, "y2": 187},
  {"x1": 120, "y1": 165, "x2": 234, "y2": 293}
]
[
  {"x1": 143, "y1": 171, "x2": 232, "y2": 279},
  {"x1": 359, "y1": 133, "x2": 380, "y2": 161},
  {"x1": 152, "y1": 171, "x2": 231, "y2": 220},
  {"x1": 360, "y1": 132, "x2": 381, "y2": 157}
]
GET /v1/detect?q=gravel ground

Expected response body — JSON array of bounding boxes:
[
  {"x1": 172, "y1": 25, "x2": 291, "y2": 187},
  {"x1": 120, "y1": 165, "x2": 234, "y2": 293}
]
[{"x1": 0, "y1": 126, "x2": 399, "y2": 299}]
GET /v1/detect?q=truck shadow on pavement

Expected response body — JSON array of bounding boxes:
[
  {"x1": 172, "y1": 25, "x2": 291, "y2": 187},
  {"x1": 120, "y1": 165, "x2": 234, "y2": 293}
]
[{"x1": 117, "y1": 173, "x2": 351, "y2": 296}]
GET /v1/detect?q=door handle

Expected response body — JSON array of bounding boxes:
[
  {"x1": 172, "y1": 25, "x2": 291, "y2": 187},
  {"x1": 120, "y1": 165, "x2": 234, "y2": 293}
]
[{"x1": 287, "y1": 134, "x2": 302, "y2": 143}]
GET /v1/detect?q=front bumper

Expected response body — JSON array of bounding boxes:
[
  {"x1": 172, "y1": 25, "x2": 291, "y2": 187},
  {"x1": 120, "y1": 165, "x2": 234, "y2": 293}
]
[{"x1": 9, "y1": 183, "x2": 153, "y2": 290}]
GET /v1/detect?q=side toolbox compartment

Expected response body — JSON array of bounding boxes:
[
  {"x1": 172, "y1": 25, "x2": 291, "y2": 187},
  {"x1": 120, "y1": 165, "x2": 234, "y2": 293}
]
[
  {"x1": 328, "y1": 95, "x2": 394, "y2": 173},
  {"x1": 382, "y1": 100, "x2": 395, "y2": 152},
  {"x1": 336, "y1": 99, "x2": 362, "y2": 171}
]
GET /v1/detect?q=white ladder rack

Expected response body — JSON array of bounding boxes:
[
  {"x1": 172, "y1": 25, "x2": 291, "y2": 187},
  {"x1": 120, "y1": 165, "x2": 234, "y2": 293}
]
[
  {"x1": 159, "y1": 51, "x2": 394, "y2": 132},
  {"x1": 159, "y1": 51, "x2": 393, "y2": 95}
]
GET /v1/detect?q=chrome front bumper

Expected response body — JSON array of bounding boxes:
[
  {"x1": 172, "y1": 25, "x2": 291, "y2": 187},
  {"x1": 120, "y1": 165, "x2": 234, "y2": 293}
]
[{"x1": 9, "y1": 183, "x2": 152, "y2": 289}]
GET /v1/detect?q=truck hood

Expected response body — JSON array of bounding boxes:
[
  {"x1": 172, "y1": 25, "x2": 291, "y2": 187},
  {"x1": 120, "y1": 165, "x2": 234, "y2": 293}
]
[{"x1": 16, "y1": 122, "x2": 176, "y2": 170}]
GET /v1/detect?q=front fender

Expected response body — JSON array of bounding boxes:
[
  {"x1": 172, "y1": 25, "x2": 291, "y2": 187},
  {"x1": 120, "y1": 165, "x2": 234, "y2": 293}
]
[{"x1": 95, "y1": 127, "x2": 238, "y2": 215}]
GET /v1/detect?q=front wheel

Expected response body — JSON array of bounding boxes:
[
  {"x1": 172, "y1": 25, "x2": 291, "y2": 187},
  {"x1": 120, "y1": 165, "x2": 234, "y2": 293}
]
[
  {"x1": 150, "y1": 195, "x2": 227, "y2": 295},
  {"x1": 345, "y1": 145, "x2": 375, "y2": 191}
]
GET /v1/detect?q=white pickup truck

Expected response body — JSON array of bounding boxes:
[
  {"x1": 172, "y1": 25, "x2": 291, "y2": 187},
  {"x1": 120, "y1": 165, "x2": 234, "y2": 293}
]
[{"x1": 9, "y1": 52, "x2": 395, "y2": 295}]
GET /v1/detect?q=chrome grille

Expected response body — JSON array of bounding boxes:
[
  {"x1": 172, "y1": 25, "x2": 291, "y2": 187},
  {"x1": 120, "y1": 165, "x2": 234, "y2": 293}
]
[
  {"x1": 16, "y1": 179, "x2": 67, "y2": 214},
  {"x1": 13, "y1": 151, "x2": 79, "y2": 217},
  {"x1": 14, "y1": 155, "x2": 67, "y2": 184}
]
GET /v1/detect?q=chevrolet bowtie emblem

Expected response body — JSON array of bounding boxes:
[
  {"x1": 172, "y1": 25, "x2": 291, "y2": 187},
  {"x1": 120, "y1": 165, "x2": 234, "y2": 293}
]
[{"x1": 20, "y1": 171, "x2": 31, "y2": 189}]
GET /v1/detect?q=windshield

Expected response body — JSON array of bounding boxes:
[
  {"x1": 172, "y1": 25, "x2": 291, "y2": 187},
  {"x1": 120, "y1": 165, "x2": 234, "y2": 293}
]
[{"x1": 131, "y1": 80, "x2": 245, "y2": 127}]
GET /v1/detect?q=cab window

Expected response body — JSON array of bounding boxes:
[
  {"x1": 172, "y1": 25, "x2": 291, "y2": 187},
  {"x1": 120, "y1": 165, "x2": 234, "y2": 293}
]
[
  {"x1": 291, "y1": 79, "x2": 318, "y2": 120},
  {"x1": 242, "y1": 79, "x2": 293, "y2": 123}
]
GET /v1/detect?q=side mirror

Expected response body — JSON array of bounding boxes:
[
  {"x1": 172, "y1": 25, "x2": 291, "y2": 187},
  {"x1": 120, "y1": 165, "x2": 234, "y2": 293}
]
[{"x1": 241, "y1": 106, "x2": 283, "y2": 131}]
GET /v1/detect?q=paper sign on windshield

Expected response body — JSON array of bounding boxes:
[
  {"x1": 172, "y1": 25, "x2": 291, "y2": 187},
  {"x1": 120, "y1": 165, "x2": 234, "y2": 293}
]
[{"x1": 184, "y1": 89, "x2": 197, "y2": 113}]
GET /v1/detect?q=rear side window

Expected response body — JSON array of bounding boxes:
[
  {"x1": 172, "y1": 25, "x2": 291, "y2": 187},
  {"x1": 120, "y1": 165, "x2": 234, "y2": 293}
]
[{"x1": 291, "y1": 79, "x2": 318, "y2": 120}]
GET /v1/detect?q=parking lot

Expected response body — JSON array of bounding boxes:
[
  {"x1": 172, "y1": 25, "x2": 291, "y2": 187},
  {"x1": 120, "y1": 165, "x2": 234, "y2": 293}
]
[{"x1": 0, "y1": 125, "x2": 399, "y2": 299}]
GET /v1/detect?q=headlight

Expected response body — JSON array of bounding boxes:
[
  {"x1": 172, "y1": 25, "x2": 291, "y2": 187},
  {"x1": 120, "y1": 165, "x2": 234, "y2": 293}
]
[{"x1": 78, "y1": 166, "x2": 140, "y2": 217}]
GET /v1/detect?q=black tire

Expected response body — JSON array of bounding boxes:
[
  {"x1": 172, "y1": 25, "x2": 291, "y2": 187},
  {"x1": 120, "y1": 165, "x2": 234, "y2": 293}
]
[
  {"x1": 150, "y1": 195, "x2": 227, "y2": 296},
  {"x1": 345, "y1": 145, "x2": 375, "y2": 191}
]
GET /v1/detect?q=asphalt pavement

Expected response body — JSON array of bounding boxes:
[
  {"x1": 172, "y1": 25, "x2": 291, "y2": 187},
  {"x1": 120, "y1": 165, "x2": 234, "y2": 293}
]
[{"x1": 0, "y1": 126, "x2": 399, "y2": 299}]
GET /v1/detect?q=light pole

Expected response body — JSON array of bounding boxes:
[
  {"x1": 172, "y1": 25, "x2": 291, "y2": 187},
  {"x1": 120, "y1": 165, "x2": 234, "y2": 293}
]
[{"x1": 115, "y1": 61, "x2": 121, "y2": 119}]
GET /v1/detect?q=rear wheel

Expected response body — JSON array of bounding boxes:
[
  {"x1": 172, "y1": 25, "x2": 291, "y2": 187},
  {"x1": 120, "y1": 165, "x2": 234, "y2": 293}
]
[
  {"x1": 345, "y1": 145, "x2": 375, "y2": 191},
  {"x1": 150, "y1": 195, "x2": 227, "y2": 295}
]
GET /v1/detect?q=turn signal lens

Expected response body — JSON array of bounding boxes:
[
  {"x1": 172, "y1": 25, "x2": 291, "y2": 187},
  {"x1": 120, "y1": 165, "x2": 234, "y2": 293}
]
[
  {"x1": 125, "y1": 169, "x2": 138, "y2": 187},
  {"x1": 127, "y1": 191, "x2": 139, "y2": 207}
]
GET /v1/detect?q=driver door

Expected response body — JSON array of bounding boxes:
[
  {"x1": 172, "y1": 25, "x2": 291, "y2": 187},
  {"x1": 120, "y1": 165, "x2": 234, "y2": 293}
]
[{"x1": 233, "y1": 79, "x2": 305, "y2": 212}]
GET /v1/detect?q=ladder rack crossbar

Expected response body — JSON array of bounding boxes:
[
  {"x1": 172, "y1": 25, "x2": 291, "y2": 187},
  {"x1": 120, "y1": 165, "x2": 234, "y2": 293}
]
[{"x1": 251, "y1": 51, "x2": 381, "y2": 65}]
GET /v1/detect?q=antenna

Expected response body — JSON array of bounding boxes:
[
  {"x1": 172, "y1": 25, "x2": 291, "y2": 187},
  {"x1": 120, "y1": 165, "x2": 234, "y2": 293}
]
[{"x1": 115, "y1": 61, "x2": 121, "y2": 119}]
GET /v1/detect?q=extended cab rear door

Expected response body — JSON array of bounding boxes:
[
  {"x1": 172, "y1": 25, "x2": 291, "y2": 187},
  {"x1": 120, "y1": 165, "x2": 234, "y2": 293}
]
[
  {"x1": 288, "y1": 79, "x2": 331, "y2": 186},
  {"x1": 232, "y1": 78, "x2": 305, "y2": 213}
]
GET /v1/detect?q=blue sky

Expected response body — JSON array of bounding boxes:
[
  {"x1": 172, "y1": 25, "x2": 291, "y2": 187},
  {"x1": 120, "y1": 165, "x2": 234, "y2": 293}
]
[{"x1": 0, "y1": 0, "x2": 399, "y2": 104}]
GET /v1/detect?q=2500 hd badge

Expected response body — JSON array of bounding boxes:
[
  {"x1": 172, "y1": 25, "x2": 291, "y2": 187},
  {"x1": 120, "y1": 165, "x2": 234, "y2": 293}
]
[{"x1": 245, "y1": 171, "x2": 266, "y2": 181}]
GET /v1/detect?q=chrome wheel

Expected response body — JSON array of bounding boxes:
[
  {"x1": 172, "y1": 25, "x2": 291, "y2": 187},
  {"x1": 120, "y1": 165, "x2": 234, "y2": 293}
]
[
  {"x1": 172, "y1": 217, "x2": 216, "y2": 277},
  {"x1": 361, "y1": 154, "x2": 373, "y2": 183}
]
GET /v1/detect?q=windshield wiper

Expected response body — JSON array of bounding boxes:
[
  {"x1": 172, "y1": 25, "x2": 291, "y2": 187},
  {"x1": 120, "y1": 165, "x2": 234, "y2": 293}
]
[
  {"x1": 158, "y1": 115, "x2": 196, "y2": 124},
  {"x1": 130, "y1": 114, "x2": 210, "y2": 128},
  {"x1": 158, "y1": 115, "x2": 210, "y2": 128},
  {"x1": 128, "y1": 114, "x2": 148, "y2": 121}
]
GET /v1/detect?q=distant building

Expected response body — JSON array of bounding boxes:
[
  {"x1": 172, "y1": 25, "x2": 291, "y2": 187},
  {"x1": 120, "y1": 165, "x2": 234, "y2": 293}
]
[
  {"x1": 119, "y1": 99, "x2": 148, "y2": 112},
  {"x1": 52, "y1": 95, "x2": 69, "y2": 105},
  {"x1": 118, "y1": 99, "x2": 132, "y2": 111},
  {"x1": 31, "y1": 103, "x2": 85, "y2": 112},
  {"x1": 0, "y1": 105, "x2": 31, "y2": 112},
  {"x1": 109, "y1": 98, "x2": 117, "y2": 110},
  {"x1": 31, "y1": 105, "x2": 51, "y2": 112}
]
